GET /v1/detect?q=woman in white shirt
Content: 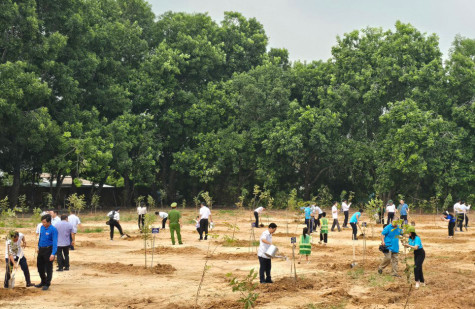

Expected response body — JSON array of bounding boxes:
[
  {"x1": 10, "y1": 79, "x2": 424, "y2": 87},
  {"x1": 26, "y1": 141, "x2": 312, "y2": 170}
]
[{"x1": 386, "y1": 200, "x2": 396, "y2": 224}]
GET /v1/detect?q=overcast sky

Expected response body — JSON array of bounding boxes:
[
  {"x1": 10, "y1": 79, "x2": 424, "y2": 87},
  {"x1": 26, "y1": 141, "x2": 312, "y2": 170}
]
[{"x1": 149, "y1": 0, "x2": 475, "y2": 62}]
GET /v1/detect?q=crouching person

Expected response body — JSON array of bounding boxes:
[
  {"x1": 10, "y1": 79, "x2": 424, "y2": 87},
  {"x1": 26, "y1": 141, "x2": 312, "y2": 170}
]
[{"x1": 378, "y1": 220, "x2": 403, "y2": 277}]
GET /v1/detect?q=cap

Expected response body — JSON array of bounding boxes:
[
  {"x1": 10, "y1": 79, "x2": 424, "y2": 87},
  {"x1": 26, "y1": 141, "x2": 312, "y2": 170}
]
[
  {"x1": 171, "y1": 202, "x2": 177, "y2": 208},
  {"x1": 388, "y1": 200, "x2": 393, "y2": 204}
]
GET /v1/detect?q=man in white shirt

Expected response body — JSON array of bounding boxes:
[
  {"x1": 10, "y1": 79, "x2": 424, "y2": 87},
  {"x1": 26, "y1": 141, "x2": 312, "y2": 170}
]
[
  {"x1": 254, "y1": 206, "x2": 265, "y2": 228},
  {"x1": 331, "y1": 201, "x2": 341, "y2": 232},
  {"x1": 386, "y1": 200, "x2": 396, "y2": 224},
  {"x1": 312, "y1": 205, "x2": 323, "y2": 228},
  {"x1": 257, "y1": 223, "x2": 277, "y2": 284},
  {"x1": 50, "y1": 210, "x2": 61, "y2": 226},
  {"x1": 137, "y1": 202, "x2": 147, "y2": 231},
  {"x1": 4, "y1": 231, "x2": 33, "y2": 287},
  {"x1": 198, "y1": 202, "x2": 213, "y2": 240},
  {"x1": 341, "y1": 199, "x2": 351, "y2": 228},
  {"x1": 461, "y1": 201, "x2": 471, "y2": 231},
  {"x1": 453, "y1": 200, "x2": 464, "y2": 232},
  {"x1": 107, "y1": 209, "x2": 126, "y2": 240},
  {"x1": 68, "y1": 211, "x2": 81, "y2": 250},
  {"x1": 155, "y1": 211, "x2": 168, "y2": 229}
]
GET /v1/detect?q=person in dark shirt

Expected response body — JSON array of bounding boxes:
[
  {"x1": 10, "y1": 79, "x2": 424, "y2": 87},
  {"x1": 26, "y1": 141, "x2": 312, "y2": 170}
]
[
  {"x1": 441, "y1": 211, "x2": 456, "y2": 238},
  {"x1": 35, "y1": 214, "x2": 58, "y2": 290}
]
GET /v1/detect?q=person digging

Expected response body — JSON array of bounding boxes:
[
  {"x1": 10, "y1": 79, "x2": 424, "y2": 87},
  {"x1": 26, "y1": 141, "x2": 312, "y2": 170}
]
[
  {"x1": 378, "y1": 219, "x2": 403, "y2": 277},
  {"x1": 168, "y1": 202, "x2": 183, "y2": 245},
  {"x1": 4, "y1": 230, "x2": 33, "y2": 288}
]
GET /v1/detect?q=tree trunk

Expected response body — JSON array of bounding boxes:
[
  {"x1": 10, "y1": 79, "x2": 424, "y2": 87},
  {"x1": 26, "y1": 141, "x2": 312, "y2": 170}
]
[
  {"x1": 9, "y1": 162, "x2": 21, "y2": 208},
  {"x1": 123, "y1": 174, "x2": 131, "y2": 208}
]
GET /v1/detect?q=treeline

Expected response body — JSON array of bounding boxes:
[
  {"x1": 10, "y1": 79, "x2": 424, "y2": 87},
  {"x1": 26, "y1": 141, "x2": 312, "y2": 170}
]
[{"x1": 1, "y1": 0, "x2": 474, "y2": 208}]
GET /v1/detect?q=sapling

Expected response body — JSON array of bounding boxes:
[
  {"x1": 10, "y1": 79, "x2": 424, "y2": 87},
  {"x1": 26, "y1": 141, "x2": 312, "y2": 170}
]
[
  {"x1": 195, "y1": 233, "x2": 219, "y2": 308},
  {"x1": 226, "y1": 269, "x2": 259, "y2": 309},
  {"x1": 141, "y1": 213, "x2": 155, "y2": 268},
  {"x1": 91, "y1": 193, "x2": 100, "y2": 214},
  {"x1": 147, "y1": 195, "x2": 155, "y2": 212},
  {"x1": 202, "y1": 191, "x2": 213, "y2": 209},
  {"x1": 67, "y1": 193, "x2": 86, "y2": 216}
]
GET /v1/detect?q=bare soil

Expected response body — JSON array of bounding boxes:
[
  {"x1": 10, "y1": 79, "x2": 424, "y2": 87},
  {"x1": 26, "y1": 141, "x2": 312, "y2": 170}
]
[{"x1": 0, "y1": 211, "x2": 474, "y2": 308}]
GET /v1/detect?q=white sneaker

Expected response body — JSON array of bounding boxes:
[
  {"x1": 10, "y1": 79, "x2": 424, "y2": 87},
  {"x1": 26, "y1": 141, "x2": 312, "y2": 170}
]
[
  {"x1": 415, "y1": 282, "x2": 420, "y2": 289},
  {"x1": 121, "y1": 234, "x2": 127, "y2": 239}
]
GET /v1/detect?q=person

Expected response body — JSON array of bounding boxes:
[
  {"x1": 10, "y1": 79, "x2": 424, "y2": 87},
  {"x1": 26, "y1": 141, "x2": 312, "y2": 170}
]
[
  {"x1": 50, "y1": 210, "x2": 61, "y2": 227},
  {"x1": 299, "y1": 227, "x2": 311, "y2": 263},
  {"x1": 35, "y1": 214, "x2": 58, "y2": 290},
  {"x1": 454, "y1": 200, "x2": 465, "y2": 232},
  {"x1": 198, "y1": 202, "x2": 213, "y2": 240},
  {"x1": 302, "y1": 205, "x2": 313, "y2": 234},
  {"x1": 194, "y1": 215, "x2": 201, "y2": 235},
  {"x1": 331, "y1": 201, "x2": 341, "y2": 232},
  {"x1": 107, "y1": 208, "x2": 126, "y2": 240},
  {"x1": 137, "y1": 202, "x2": 147, "y2": 231},
  {"x1": 168, "y1": 202, "x2": 183, "y2": 245},
  {"x1": 4, "y1": 231, "x2": 33, "y2": 288},
  {"x1": 55, "y1": 215, "x2": 74, "y2": 271},
  {"x1": 386, "y1": 200, "x2": 396, "y2": 224},
  {"x1": 378, "y1": 219, "x2": 403, "y2": 276},
  {"x1": 349, "y1": 209, "x2": 363, "y2": 240},
  {"x1": 312, "y1": 205, "x2": 323, "y2": 228},
  {"x1": 68, "y1": 210, "x2": 81, "y2": 250},
  {"x1": 257, "y1": 223, "x2": 277, "y2": 284},
  {"x1": 461, "y1": 201, "x2": 471, "y2": 230},
  {"x1": 399, "y1": 200, "x2": 409, "y2": 225},
  {"x1": 254, "y1": 206, "x2": 265, "y2": 227},
  {"x1": 155, "y1": 211, "x2": 168, "y2": 229},
  {"x1": 341, "y1": 199, "x2": 351, "y2": 228},
  {"x1": 441, "y1": 211, "x2": 456, "y2": 238},
  {"x1": 404, "y1": 226, "x2": 425, "y2": 288},
  {"x1": 319, "y1": 212, "x2": 329, "y2": 245}
]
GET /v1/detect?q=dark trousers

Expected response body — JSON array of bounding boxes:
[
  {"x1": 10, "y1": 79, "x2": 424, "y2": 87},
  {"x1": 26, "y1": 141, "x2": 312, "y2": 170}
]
[
  {"x1": 305, "y1": 218, "x2": 313, "y2": 233},
  {"x1": 4, "y1": 257, "x2": 31, "y2": 288},
  {"x1": 57, "y1": 246, "x2": 70, "y2": 269},
  {"x1": 400, "y1": 214, "x2": 408, "y2": 225},
  {"x1": 37, "y1": 247, "x2": 53, "y2": 286},
  {"x1": 464, "y1": 214, "x2": 469, "y2": 228},
  {"x1": 331, "y1": 219, "x2": 341, "y2": 231},
  {"x1": 350, "y1": 223, "x2": 358, "y2": 240},
  {"x1": 457, "y1": 214, "x2": 464, "y2": 231},
  {"x1": 414, "y1": 249, "x2": 425, "y2": 283},
  {"x1": 110, "y1": 220, "x2": 124, "y2": 239},
  {"x1": 448, "y1": 221, "x2": 455, "y2": 236},
  {"x1": 387, "y1": 212, "x2": 395, "y2": 224},
  {"x1": 199, "y1": 218, "x2": 209, "y2": 240},
  {"x1": 320, "y1": 233, "x2": 328, "y2": 243},
  {"x1": 314, "y1": 214, "x2": 322, "y2": 227},
  {"x1": 343, "y1": 211, "x2": 349, "y2": 227},
  {"x1": 254, "y1": 211, "x2": 259, "y2": 227},
  {"x1": 138, "y1": 214, "x2": 145, "y2": 230},
  {"x1": 162, "y1": 217, "x2": 168, "y2": 229},
  {"x1": 258, "y1": 256, "x2": 272, "y2": 283}
]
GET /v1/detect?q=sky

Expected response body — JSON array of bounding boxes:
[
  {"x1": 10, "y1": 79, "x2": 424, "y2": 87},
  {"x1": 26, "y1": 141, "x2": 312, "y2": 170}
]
[{"x1": 148, "y1": 0, "x2": 475, "y2": 62}]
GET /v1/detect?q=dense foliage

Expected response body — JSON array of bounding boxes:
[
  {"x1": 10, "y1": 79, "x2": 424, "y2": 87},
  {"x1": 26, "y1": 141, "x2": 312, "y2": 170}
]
[{"x1": 1, "y1": 0, "x2": 474, "y2": 207}]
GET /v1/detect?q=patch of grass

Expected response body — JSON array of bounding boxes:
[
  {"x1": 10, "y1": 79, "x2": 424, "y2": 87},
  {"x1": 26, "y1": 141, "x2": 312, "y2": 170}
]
[
  {"x1": 82, "y1": 215, "x2": 106, "y2": 222},
  {"x1": 218, "y1": 210, "x2": 235, "y2": 215},
  {"x1": 347, "y1": 267, "x2": 365, "y2": 280},
  {"x1": 368, "y1": 273, "x2": 394, "y2": 287},
  {"x1": 82, "y1": 227, "x2": 104, "y2": 233},
  {"x1": 306, "y1": 302, "x2": 347, "y2": 309}
]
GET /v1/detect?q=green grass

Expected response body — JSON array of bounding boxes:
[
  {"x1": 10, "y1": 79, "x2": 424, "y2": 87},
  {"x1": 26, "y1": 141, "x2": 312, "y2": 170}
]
[
  {"x1": 82, "y1": 227, "x2": 104, "y2": 233},
  {"x1": 347, "y1": 267, "x2": 365, "y2": 279},
  {"x1": 218, "y1": 209, "x2": 236, "y2": 215},
  {"x1": 306, "y1": 302, "x2": 347, "y2": 309},
  {"x1": 368, "y1": 273, "x2": 394, "y2": 287}
]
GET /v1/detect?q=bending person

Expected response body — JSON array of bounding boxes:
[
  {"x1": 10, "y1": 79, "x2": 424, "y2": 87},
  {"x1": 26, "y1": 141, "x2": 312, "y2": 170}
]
[{"x1": 404, "y1": 226, "x2": 425, "y2": 288}]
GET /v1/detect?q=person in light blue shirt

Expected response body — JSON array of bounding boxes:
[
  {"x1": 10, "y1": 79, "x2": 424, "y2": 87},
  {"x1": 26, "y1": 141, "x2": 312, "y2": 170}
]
[
  {"x1": 301, "y1": 206, "x2": 313, "y2": 233},
  {"x1": 349, "y1": 209, "x2": 363, "y2": 240},
  {"x1": 36, "y1": 214, "x2": 58, "y2": 290},
  {"x1": 404, "y1": 226, "x2": 425, "y2": 288},
  {"x1": 399, "y1": 200, "x2": 409, "y2": 225},
  {"x1": 378, "y1": 221, "x2": 403, "y2": 276},
  {"x1": 55, "y1": 215, "x2": 74, "y2": 271}
]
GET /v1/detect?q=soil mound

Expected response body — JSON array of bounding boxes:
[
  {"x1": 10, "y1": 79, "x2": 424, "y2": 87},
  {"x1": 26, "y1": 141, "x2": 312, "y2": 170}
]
[
  {"x1": 207, "y1": 252, "x2": 256, "y2": 260},
  {"x1": 260, "y1": 276, "x2": 314, "y2": 292},
  {"x1": 84, "y1": 262, "x2": 176, "y2": 275},
  {"x1": 0, "y1": 287, "x2": 41, "y2": 300}
]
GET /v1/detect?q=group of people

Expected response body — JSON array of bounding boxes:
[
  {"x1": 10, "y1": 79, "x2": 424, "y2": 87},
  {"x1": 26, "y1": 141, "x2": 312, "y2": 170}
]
[{"x1": 4, "y1": 209, "x2": 81, "y2": 290}]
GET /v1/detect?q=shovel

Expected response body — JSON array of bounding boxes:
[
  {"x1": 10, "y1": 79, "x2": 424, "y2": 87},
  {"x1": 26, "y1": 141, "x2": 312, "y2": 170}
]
[
  {"x1": 350, "y1": 239, "x2": 357, "y2": 268},
  {"x1": 8, "y1": 252, "x2": 23, "y2": 289}
]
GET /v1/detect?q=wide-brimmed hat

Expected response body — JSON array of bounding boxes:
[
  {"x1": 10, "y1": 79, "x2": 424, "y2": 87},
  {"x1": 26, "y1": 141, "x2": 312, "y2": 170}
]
[
  {"x1": 171, "y1": 202, "x2": 177, "y2": 208},
  {"x1": 406, "y1": 226, "x2": 415, "y2": 233}
]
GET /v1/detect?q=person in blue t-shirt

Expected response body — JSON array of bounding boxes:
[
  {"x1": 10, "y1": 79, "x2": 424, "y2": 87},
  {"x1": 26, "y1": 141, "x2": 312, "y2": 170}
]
[
  {"x1": 378, "y1": 220, "x2": 403, "y2": 276},
  {"x1": 35, "y1": 214, "x2": 58, "y2": 290},
  {"x1": 399, "y1": 199, "x2": 409, "y2": 225},
  {"x1": 349, "y1": 209, "x2": 363, "y2": 240},
  {"x1": 301, "y1": 206, "x2": 313, "y2": 234},
  {"x1": 441, "y1": 211, "x2": 456, "y2": 238},
  {"x1": 404, "y1": 226, "x2": 425, "y2": 288}
]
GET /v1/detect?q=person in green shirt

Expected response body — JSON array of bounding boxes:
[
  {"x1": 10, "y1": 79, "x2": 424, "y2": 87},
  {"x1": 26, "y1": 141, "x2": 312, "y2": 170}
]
[
  {"x1": 299, "y1": 227, "x2": 311, "y2": 263},
  {"x1": 168, "y1": 202, "x2": 183, "y2": 245},
  {"x1": 319, "y1": 212, "x2": 329, "y2": 245}
]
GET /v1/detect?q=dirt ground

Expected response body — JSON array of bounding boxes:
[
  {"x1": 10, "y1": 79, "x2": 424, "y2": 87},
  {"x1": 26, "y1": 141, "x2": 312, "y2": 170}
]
[{"x1": 1, "y1": 209, "x2": 474, "y2": 308}]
